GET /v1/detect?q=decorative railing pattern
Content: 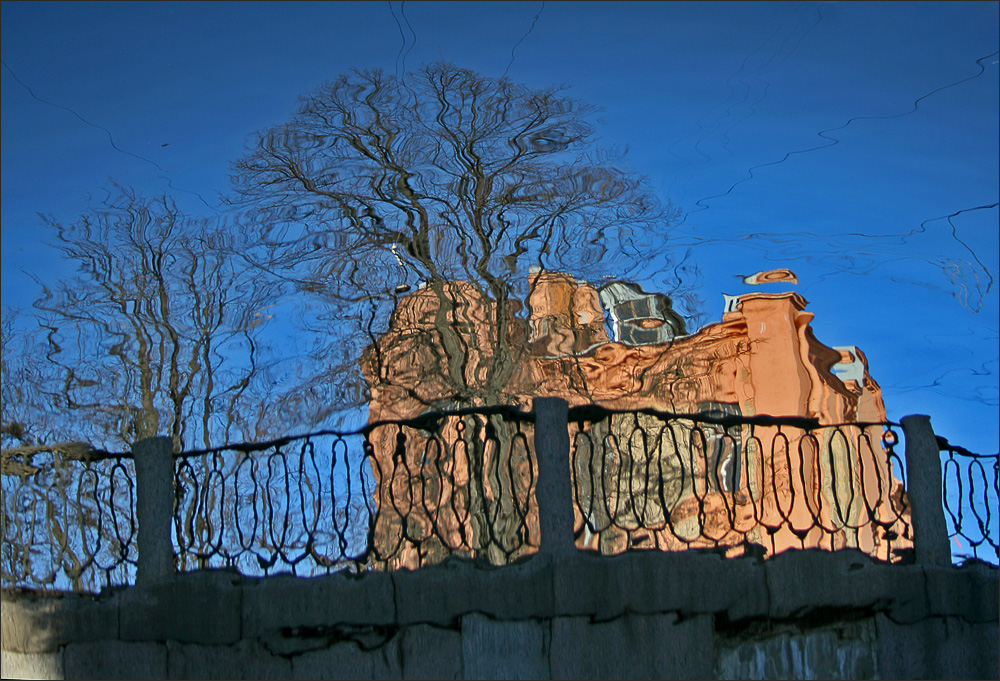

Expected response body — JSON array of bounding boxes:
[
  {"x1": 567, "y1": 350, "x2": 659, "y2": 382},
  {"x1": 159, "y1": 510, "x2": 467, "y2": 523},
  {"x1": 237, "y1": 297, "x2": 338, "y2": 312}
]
[
  {"x1": 172, "y1": 406, "x2": 537, "y2": 576},
  {"x1": 937, "y1": 436, "x2": 999, "y2": 564},
  {"x1": 0, "y1": 447, "x2": 136, "y2": 592},
  {"x1": 173, "y1": 431, "x2": 376, "y2": 577},
  {"x1": 566, "y1": 407, "x2": 913, "y2": 562},
  {"x1": 2, "y1": 403, "x2": 997, "y2": 593},
  {"x1": 364, "y1": 407, "x2": 538, "y2": 570}
]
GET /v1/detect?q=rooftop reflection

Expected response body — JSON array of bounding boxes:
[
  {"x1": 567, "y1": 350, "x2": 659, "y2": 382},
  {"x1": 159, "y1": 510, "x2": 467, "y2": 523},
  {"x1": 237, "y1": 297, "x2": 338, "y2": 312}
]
[{"x1": 365, "y1": 269, "x2": 889, "y2": 420}]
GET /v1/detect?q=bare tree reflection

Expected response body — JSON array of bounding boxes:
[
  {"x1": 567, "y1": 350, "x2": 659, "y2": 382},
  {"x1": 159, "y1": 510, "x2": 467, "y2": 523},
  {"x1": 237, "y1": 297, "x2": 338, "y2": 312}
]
[
  {"x1": 0, "y1": 189, "x2": 295, "y2": 587},
  {"x1": 232, "y1": 63, "x2": 685, "y2": 415},
  {"x1": 5, "y1": 189, "x2": 283, "y2": 452}
]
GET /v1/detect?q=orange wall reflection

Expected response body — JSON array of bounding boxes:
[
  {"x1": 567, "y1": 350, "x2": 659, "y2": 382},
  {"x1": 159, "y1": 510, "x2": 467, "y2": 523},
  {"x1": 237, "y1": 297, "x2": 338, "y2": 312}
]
[{"x1": 362, "y1": 271, "x2": 912, "y2": 568}]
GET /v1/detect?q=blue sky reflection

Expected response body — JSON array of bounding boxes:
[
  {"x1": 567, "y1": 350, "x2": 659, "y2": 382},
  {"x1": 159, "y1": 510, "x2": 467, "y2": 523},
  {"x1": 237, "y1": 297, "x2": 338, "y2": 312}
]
[{"x1": 1, "y1": 1, "x2": 997, "y2": 452}]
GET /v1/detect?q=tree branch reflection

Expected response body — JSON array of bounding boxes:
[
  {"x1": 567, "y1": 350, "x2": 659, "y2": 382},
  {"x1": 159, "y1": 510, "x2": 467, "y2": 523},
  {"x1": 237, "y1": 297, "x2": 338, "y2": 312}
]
[{"x1": 231, "y1": 63, "x2": 687, "y2": 416}]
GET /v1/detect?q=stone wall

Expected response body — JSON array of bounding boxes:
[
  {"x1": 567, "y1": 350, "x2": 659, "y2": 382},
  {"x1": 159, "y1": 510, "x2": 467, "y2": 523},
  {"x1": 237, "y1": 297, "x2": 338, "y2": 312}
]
[{"x1": 3, "y1": 549, "x2": 996, "y2": 680}]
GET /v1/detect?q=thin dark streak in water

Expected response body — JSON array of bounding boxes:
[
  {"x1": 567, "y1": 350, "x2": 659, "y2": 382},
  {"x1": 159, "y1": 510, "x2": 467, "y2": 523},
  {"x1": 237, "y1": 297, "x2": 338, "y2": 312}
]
[
  {"x1": 714, "y1": 4, "x2": 822, "y2": 164},
  {"x1": 387, "y1": 1, "x2": 408, "y2": 78},
  {"x1": 888, "y1": 359, "x2": 1000, "y2": 407},
  {"x1": 677, "y1": 49, "x2": 1000, "y2": 226},
  {"x1": 945, "y1": 205, "x2": 999, "y2": 295},
  {"x1": 671, "y1": 200, "x2": 998, "y2": 311},
  {"x1": 1, "y1": 59, "x2": 161, "y2": 172},
  {"x1": 502, "y1": 1, "x2": 545, "y2": 78},
  {"x1": 879, "y1": 322, "x2": 999, "y2": 407},
  {"x1": 399, "y1": 1, "x2": 418, "y2": 77},
  {"x1": 2, "y1": 58, "x2": 218, "y2": 212},
  {"x1": 679, "y1": 200, "x2": 1000, "y2": 248},
  {"x1": 699, "y1": 6, "x2": 818, "y2": 164},
  {"x1": 667, "y1": 2, "x2": 819, "y2": 199},
  {"x1": 925, "y1": 202, "x2": 999, "y2": 312}
]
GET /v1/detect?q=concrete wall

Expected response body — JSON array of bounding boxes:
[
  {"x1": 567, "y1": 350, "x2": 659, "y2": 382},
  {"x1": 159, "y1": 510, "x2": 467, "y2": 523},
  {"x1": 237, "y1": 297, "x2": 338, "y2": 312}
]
[{"x1": 3, "y1": 549, "x2": 996, "y2": 680}]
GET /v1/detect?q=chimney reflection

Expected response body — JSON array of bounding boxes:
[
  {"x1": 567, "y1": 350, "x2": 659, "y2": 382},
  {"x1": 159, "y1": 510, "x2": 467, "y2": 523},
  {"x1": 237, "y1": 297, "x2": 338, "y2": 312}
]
[{"x1": 362, "y1": 270, "x2": 912, "y2": 568}]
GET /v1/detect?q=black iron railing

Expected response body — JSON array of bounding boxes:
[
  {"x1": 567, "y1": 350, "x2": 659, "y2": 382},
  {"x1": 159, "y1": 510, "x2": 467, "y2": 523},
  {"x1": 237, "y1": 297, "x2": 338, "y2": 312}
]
[
  {"x1": 172, "y1": 406, "x2": 536, "y2": 576},
  {"x1": 0, "y1": 446, "x2": 137, "y2": 592},
  {"x1": 2, "y1": 402, "x2": 997, "y2": 592},
  {"x1": 566, "y1": 406, "x2": 913, "y2": 561},
  {"x1": 937, "y1": 436, "x2": 999, "y2": 564}
]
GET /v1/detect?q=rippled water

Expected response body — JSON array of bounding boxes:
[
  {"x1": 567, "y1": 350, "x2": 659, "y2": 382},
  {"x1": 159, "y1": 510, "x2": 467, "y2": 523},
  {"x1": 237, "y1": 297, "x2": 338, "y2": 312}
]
[{"x1": 2, "y1": 1, "x2": 997, "y2": 455}]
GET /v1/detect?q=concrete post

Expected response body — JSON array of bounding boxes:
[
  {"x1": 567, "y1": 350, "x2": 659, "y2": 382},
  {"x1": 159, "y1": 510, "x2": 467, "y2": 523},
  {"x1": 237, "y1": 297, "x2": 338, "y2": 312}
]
[
  {"x1": 533, "y1": 397, "x2": 575, "y2": 556},
  {"x1": 900, "y1": 415, "x2": 951, "y2": 567},
  {"x1": 133, "y1": 436, "x2": 175, "y2": 585}
]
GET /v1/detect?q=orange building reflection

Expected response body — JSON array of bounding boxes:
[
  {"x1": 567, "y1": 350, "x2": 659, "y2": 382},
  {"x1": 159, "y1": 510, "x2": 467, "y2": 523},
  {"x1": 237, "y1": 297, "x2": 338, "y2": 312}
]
[{"x1": 362, "y1": 271, "x2": 912, "y2": 568}]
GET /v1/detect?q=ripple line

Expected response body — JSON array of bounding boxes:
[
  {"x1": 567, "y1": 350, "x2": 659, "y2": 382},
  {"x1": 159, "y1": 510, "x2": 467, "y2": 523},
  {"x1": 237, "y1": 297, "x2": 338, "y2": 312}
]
[
  {"x1": 387, "y1": 1, "x2": 417, "y2": 79},
  {"x1": 400, "y1": 1, "x2": 418, "y2": 76},
  {"x1": 2, "y1": 58, "x2": 218, "y2": 211},
  {"x1": 503, "y1": 1, "x2": 545, "y2": 78},
  {"x1": 678, "y1": 49, "x2": 999, "y2": 225},
  {"x1": 667, "y1": 2, "x2": 820, "y2": 199},
  {"x1": 924, "y1": 202, "x2": 999, "y2": 312}
]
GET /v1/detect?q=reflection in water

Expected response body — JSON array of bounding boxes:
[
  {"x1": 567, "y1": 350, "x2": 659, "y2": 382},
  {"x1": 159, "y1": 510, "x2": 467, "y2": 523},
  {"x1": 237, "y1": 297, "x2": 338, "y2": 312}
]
[
  {"x1": 0, "y1": 62, "x2": 926, "y2": 581},
  {"x1": 366, "y1": 409, "x2": 538, "y2": 569},
  {"x1": 229, "y1": 62, "x2": 694, "y2": 415},
  {"x1": 364, "y1": 271, "x2": 912, "y2": 567},
  {"x1": 599, "y1": 281, "x2": 687, "y2": 347},
  {"x1": 2, "y1": 190, "x2": 288, "y2": 453},
  {"x1": 366, "y1": 270, "x2": 890, "y2": 418},
  {"x1": 1, "y1": 63, "x2": 692, "y2": 583},
  {"x1": 741, "y1": 268, "x2": 798, "y2": 285}
]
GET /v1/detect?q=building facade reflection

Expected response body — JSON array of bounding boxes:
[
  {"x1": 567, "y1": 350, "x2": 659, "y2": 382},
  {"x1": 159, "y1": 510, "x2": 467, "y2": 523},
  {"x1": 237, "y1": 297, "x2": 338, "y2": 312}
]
[{"x1": 362, "y1": 271, "x2": 912, "y2": 568}]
